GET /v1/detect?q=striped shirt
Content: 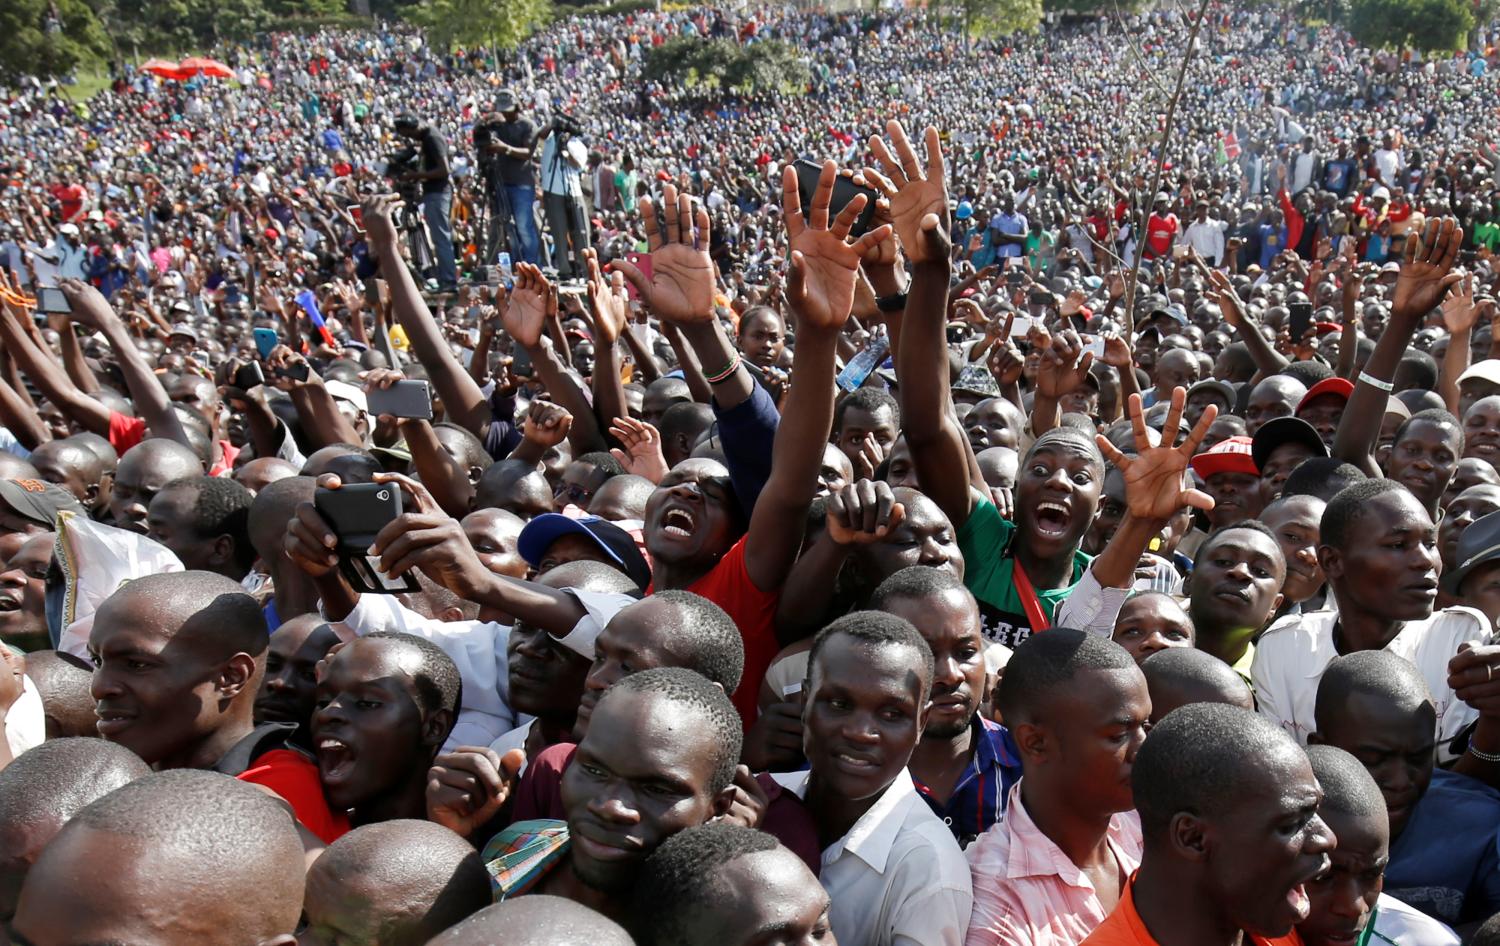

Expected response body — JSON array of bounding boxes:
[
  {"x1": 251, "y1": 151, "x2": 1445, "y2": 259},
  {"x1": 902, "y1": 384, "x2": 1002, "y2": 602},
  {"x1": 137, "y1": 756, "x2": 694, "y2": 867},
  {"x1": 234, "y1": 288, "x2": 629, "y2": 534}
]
[{"x1": 913, "y1": 716, "x2": 1022, "y2": 848}]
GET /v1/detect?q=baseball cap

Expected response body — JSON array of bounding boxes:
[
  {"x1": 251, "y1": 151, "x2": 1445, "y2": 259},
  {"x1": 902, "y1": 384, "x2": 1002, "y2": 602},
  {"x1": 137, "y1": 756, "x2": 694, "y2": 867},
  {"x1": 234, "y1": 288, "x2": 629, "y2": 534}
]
[
  {"x1": 1296, "y1": 377, "x2": 1354, "y2": 414},
  {"x1": 955, "y1": 200, "x2": 974, "y2": 221},
  {"x1": 58, "y1": 223, "x2": 80, "y2": 237},
  {"x1": 168, "y1": 318, "x2": 195, "y2": 336},
  {"x1": 518, "y1": 514, "x2": 652, "y2": 590},
  {"x1": 952, "y1": 363, "x2": 1001, "y2": 399},
  {"x1": 495, "y1": 89, "x2": 519, "y2": 111},
  {"x1": 1442, "y1": 509, "x2": 1500, "y2": 594},
  {"x1": 1251, "y1": 416, "x2": 1329, "y2": 473},
  {"x1": 1459, "y1": 360, "x2": 1500, "y2": 388},
  {"x1": 1187, "y1": 378, "x2": 1237, "y2": 410},
  {"x1": 1189, "y1": 436, "x2": 1257, "y2": 479},
  {"x1": 0, "y1": 478, "x2": 84, "y2": 528},
  {"x1": 323, "y1": 380, "x2": 368, "y2": 414},
  {"x1": 1370, "y1": 186, "x2": 1391, "y2": 201}
]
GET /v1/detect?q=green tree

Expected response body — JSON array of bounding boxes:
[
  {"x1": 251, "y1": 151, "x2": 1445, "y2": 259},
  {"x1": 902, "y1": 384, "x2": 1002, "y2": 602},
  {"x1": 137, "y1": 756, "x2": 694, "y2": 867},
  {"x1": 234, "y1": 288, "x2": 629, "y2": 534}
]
[
  {"x1": 961, "y1": 0, "x2": 1043, "y2": 36},
  {"x1": 1040, "y1": 0, "x2": 1144, "y2": 14},
  {"x1": 0, "y1": 0, "x2": 110, "y2": 81},
  {"x1": 405, "y1": 0, "x2": 549, "y2": 50},
  {"x1": 1348, "y1": 0, "x2": 1472, "y2": 52},
  {"x1": 643, "y1": 37, "x2": 808, "y2": 96}
]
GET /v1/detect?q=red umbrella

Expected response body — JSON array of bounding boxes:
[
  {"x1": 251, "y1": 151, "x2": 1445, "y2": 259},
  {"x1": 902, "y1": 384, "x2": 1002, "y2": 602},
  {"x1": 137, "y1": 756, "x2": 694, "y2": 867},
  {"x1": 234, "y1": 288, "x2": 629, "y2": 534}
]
[
  {"x1": 178, "y1": 56, "x2": 233, "y2": 78},
  {"x1": 140, "y1": 58, "x2": 186, "y2": 79}
]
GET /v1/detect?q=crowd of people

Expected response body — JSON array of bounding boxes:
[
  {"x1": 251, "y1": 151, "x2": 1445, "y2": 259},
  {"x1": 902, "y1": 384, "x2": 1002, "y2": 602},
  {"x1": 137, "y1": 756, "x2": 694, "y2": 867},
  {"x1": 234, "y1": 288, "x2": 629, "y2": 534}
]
[{"x1": 6, "y1": 1, "x2": 1500, "y2": 944}]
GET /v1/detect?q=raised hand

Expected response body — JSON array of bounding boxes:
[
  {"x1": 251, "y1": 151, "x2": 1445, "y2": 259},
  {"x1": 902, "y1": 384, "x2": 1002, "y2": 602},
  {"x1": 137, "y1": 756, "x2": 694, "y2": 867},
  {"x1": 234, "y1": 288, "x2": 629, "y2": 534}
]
[
  {"x1": 367, "y1": 472, "x2": 493, "y2": 598},
  {"x1": 1096, "y1": 388, "x2": 1217, "y2": 522},
  {"x1": 503, "y1": 262, "x2": 550, "y2": 349},
  {"x1": 1206, "y1": 268, "x2": 1248, "y2": 329},
  {"x1": 1035, "y1": 329, "x2": 1095, "y2": 399},
  {"x1": 583, "y1": 247, "x2": 628, "y2": 344},
  {"x1": 608, "y1": 416, "x2": 670, "y2": 483},
  {"x1": 56, "y1": 278, "x2": 118, "y2": 331},
  {"x1": 522, "y1": 399, "x2": 573, "y2": 449},
  {"x1": 426, "y1": 746, "x2": 526, "y2": 839},
  {"x1": 360, "y1": 194, "x2": 402, "y2": 255},
  {"x1": 1441, "y1": 271, "x2": 1479, "y2": 333},
  {"x1": 865, "y1": 121, "x2": 948, "y2": 264},
  {"x1": 782, "y1": 160, "x2": 892, "y2": 332},
  {"x1": 1101, "y1": 331, "x2": 1133, "y2": 370},
  {"x1": 825, "y1": 479, "x2": 906, "y2": 546},
  {"x1": 611, "y1": 184, "x2": 715, "y2": 324},
  {"x1": 1392, "y1": 216, "x2": 1464, "y2": 323}
]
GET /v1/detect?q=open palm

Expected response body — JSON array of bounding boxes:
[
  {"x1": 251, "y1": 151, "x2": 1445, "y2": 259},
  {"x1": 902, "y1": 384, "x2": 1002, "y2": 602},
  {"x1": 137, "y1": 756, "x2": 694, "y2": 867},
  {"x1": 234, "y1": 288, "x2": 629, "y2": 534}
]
[
  {"x1": 611, "y1": 186, "x2": 715, "y2": 325},
  {"x1": 1441, "y1": 271, "x2": 1478, "y2": 334},
  {"x1": 782, "y1": 161, "x2": 892, "y2": 332},
  {"x1": 1393, "y1": 216, "x2": 1463, "y2": 322},
  {"x1": 502, "y1": 263, "x2": 549, "y2": 349},
  {"x1": 866, "y1": 121, "x2": 948, "y2": 264},
  {"x1": 583, "y1": 248, "x2": 628, "y2": 343},
  {"x1": 1098, "y1": 388, "x2": 1217, "y2": 521}
]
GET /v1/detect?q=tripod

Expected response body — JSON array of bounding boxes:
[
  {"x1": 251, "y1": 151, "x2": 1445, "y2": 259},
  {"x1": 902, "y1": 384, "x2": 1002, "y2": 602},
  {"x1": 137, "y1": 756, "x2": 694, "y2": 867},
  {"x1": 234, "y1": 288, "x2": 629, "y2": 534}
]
[
  {"x1": 397, "y1": 194, "x2": 435, "y2": 282},
  {"x1": 481, "y1": 167, "x2": 523, "y2": 267}
]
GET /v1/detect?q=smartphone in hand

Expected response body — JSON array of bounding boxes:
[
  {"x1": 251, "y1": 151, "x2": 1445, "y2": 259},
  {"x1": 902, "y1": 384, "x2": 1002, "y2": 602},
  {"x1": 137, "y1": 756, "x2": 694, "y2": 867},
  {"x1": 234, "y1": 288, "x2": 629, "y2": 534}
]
[{"x1": 366, "y1": 380, "x2": 434, "y2": 420}]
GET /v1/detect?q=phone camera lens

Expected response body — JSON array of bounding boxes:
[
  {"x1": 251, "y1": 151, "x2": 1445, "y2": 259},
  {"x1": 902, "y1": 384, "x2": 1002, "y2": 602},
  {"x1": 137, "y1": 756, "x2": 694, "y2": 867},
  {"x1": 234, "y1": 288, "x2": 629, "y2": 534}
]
[{"x1": 377, "y1": 489, "x2": 390, "y2": 501}]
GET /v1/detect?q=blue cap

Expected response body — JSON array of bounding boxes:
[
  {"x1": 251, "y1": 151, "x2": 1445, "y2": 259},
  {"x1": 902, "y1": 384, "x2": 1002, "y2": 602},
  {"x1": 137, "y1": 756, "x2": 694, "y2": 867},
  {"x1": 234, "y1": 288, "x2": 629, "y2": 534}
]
[
  {"x1": 518, "y1": 514, "x2": 652, "y2": 590},
  {"x1": 955, "y1": 200, "x2": 974, "y2": 221}
]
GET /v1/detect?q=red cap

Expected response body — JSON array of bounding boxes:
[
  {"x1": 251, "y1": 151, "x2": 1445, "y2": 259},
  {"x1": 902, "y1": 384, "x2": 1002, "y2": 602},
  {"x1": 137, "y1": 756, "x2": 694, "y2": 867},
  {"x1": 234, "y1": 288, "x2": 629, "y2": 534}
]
[
  {"x1": 1297, "y1": 377, "x2": 1355, "y2": 414},
  {"x1": 1190, "y1": 435, "x2": 1258, "y2": 479}
]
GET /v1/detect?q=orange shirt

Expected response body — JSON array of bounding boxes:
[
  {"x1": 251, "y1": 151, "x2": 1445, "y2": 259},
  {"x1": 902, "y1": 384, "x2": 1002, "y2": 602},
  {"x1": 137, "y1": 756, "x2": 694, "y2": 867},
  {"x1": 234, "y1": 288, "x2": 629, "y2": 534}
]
[{"x1": 1081, "y1": 875, "x2": 1304, "y2": 946}]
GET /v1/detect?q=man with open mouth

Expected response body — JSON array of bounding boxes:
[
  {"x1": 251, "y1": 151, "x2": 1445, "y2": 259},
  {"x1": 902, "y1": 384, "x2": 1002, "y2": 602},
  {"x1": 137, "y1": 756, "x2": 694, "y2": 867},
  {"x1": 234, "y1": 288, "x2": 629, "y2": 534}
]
[{"x1": 1081, "y1": 702, "x2": 1333, "y2": 946}]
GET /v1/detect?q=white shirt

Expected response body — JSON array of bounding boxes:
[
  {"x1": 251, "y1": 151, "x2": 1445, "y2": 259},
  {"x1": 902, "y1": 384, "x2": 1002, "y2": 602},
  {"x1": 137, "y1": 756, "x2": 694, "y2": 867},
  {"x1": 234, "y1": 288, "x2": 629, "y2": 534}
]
[
  {"x1": 1052, "y1": 564, "x2": 1133, "y2": 639},
  {"x1": 771, "y1": 768, "x2": 973, "y2": 946},
  {"x1": 1180, "y1": 219, "x2": 1226, "y2": 265},
  {"x1": 1250, "y1": 607, "x2": 1489, "y2": 760},
  {"x1": 1371, "y1": 892, "x2": 1460, "y2": 944},
  {"x1": 335, "y1": 593, "x2": 522, "y2": 751},
  {"x1": 1374, "y1": 148, "x2": 1402, "y2": 187}
]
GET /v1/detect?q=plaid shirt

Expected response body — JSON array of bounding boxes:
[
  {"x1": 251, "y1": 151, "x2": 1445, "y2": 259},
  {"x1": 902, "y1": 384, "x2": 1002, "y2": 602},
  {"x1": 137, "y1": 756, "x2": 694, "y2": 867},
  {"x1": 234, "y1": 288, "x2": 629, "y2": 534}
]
[
  {"x1": 480, "y1": 818, "x2": 570, "y2": 901},
  {"x1": 913, "y1": 715, "x2": 1023, "y2": 848}
]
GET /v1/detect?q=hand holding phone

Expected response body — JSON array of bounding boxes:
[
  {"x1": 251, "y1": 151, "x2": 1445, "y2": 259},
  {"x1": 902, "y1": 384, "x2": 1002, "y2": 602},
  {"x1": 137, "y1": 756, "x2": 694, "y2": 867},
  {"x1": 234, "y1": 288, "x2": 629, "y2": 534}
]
[{"x1": 366, "y1": 379, "x2": 434, "y2": 420}]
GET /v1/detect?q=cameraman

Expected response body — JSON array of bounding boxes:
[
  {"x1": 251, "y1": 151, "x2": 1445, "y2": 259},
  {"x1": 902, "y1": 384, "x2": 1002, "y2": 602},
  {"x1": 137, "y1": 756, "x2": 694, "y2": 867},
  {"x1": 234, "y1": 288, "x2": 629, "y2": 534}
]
[
  {"x1": 475, "y1": 90, "x2": 540, "y2": 266},
  {"x1": 393, "y1": 113, "x2": 457, "y2": 293},
  {"x1": 539, "y1": 110, "x2": 591, "y2": 279}
]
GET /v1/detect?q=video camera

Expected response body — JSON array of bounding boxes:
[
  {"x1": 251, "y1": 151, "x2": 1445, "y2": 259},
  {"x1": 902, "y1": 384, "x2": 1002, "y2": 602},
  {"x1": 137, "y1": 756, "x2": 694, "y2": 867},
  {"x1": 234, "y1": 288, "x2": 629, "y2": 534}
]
[
  {"x1": 385, "y1": 147, "x2": 422, "y2": 203},
  {"x1": 550, "y1": 113, "x2": 585, "y2": 142}
]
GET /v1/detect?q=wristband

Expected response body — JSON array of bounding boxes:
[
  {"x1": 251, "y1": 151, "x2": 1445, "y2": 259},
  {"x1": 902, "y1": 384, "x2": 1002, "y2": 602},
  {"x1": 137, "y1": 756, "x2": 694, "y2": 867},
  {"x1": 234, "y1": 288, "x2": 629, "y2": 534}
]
[
  {"x1": 875, "y1": 292, "x2": 909, "y2": 313},
  {"x1": 1357, "y1": 371, "x2": 1394, "y2": 392},
  {"x1": 705, "y1": 353, "x2": 742, "y2": 385}
]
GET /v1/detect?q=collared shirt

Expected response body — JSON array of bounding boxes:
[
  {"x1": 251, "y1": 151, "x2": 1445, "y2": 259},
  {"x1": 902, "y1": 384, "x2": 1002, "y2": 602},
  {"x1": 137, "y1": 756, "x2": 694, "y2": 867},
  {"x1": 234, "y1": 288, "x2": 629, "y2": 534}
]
[
  {"x1": 1363, "y1": 893, "x2": 1460, "y2": 945},
  {"x1": 914, "y1": 716, "x2": 1022, "y2": 848},
  {"x1": 1079, "y1": 874, "x2": 1302, "y2": 946},
  {"x1": 772, "y1": 768, "x2": 973, "y2": 946},
  {"x1": 965, "y1": 781, "x2": 1143, "y2": 946},
  {"x1": 1251, "y1": 607, "x2": 1488, "y2": 762}
]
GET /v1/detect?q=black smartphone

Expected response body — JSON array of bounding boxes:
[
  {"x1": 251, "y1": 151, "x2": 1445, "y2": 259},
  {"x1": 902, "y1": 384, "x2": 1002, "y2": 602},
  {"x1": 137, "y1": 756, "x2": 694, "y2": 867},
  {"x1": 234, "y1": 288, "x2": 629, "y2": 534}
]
[
  {"x1": 793, "y1": 159, "x2": 878, "y2": 238},
  {"x1": 364, "y1": 278, "x2": 382, "y2": 306},
  {"x1": 366, "y1": 379, "x2": 433, "y2": 420},
  {"x1": 276, "y1": 363, "x2": 311, "y2": 383},
  {"x1": 510, "y1": 345, "x2": 534, "y2": 378},
  {"x1": 233, "y1": 362, "x2": 265, "y2": 391},
  {"x1": 1006, "y1": 270, "x2": 1025, "y2": 288},
  {"x1": 1289, "y1": 302, "x2": 1314, "y2": 343},
  {"x1": 36, "y1": 286, "x2": 70, "y2": 314},
  {"x1": 315, "y1": 483, "x2": 403, "y2": 553}
]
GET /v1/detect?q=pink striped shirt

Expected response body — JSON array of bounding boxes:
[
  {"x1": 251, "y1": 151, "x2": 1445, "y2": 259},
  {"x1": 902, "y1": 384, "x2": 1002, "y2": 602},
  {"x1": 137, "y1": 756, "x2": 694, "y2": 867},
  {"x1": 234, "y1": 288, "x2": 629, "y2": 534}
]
[{"x1": 965, "y1": 781, "x2": 1144, "y2": 946}]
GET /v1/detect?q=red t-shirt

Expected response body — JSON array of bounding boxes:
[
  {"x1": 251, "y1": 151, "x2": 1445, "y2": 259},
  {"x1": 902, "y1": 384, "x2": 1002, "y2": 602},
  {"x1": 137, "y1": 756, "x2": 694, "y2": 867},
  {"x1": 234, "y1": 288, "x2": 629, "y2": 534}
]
[
  {"x1": 53, "y1": 183, "x2": 86, "y2": 221},
  {"x1": 651, "y1": 535, "x2": 780, "y2": 728},
  {"x1": 237, "y1": 748, "x2": 350, "y2": 844},
  {"x1": 1144, "y1": 213, "x2": 1178, "y2": 259}
]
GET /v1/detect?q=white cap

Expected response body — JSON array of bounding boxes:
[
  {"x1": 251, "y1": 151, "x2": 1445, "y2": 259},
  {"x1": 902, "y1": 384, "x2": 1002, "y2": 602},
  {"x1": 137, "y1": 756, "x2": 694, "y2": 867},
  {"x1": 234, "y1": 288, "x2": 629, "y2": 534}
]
[
  {"x1": 323, "y1": 380, "x2": 368, "y2": 413},
  {"x1": 1459, "y1": 360, "x2": 1500, "y2": 388}
]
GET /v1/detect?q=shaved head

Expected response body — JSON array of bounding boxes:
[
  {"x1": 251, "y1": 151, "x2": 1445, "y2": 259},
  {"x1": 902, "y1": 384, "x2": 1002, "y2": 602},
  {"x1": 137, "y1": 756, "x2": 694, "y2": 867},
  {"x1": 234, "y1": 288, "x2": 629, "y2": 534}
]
[
  {"x1": 428, "y1": 895, "x2": 634, "y2": 946},
  {"x1": 12, "y1": 770, "x2": 305, "y2": 945}
]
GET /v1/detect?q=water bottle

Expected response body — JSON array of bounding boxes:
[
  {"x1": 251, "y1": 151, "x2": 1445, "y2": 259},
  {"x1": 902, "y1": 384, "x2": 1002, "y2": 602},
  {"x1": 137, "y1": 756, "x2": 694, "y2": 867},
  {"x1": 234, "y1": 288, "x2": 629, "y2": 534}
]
[
  {"x1": 497, "y1": 251, "x2": 513, "y2": 290},
  {"x1": 836, "y1": 331, "x2": 890, "y2": 392}
]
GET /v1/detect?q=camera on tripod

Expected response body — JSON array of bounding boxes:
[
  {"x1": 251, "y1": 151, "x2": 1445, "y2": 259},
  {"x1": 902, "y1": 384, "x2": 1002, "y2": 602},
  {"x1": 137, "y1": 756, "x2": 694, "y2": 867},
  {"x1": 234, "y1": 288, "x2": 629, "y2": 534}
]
[
  {"x1": 385, "y1": 147, "x2": 422, "y2": 203},
  {"x1": 550, "y1": 113, "x2": 584, "y2": 142}
]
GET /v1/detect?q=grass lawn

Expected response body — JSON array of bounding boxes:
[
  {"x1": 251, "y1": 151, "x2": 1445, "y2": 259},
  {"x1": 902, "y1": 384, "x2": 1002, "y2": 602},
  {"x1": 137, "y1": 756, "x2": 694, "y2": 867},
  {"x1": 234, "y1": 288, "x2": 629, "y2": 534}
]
[{"x1": 62, "y1": 67, "x2": 113, "y2": 102}]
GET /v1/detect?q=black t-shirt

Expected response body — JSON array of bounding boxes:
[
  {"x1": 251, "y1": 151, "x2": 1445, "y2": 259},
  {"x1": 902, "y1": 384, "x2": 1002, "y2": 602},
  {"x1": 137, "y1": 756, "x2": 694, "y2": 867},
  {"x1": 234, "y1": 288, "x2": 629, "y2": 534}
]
[
  {"x1": 493, "y1": 117, "x2": 537, "y2": 187},
  {"x1": 418, "y1": 129, "x2": 451, "y2": 195}
]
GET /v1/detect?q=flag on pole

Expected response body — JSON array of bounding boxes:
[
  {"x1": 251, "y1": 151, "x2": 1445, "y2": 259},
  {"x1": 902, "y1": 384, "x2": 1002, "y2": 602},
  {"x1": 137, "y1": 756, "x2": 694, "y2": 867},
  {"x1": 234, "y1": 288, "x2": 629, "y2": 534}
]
[
  {"x1": 296, "y1": 289, "x2": 338, "y2": 349},
  {"x1": 1222, "y1": 131, "x2": 1241, "y2": 160}
]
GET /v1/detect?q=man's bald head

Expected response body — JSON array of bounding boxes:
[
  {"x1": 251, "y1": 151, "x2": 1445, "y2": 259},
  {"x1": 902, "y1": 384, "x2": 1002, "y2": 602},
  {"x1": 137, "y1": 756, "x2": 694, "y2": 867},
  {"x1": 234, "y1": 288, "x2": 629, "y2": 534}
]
[
  {"x1": 427, "y1": 895, "x2": 633, "y2": 946},
  {"x1": 98, "y1": 570, "x2": 269, "y2": 659},
  {"x1": 1141, "y1": 647, "x2": 1255, "y2": 724},
  {"x1": 21, "y1": 650, "x2": 97, "y2": 738},
  {"x1": 0, "y1": 737, "x2": 150, "y2": 920},
  {"x1": 301, "y1": 819, "x2": 490, "y2": 946},
  {"x1": 233, "y1": 456, "x2": 299, "y2": 496},
  {"x1": 12, "y1": 770, "x2": 305, "y2": 945},
  {"x1": 121, "y1": 438, "x2": 202, "y2": 480},
  {"x1": 248, "y1": 474, "x2": 315, "y2": 563}
]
